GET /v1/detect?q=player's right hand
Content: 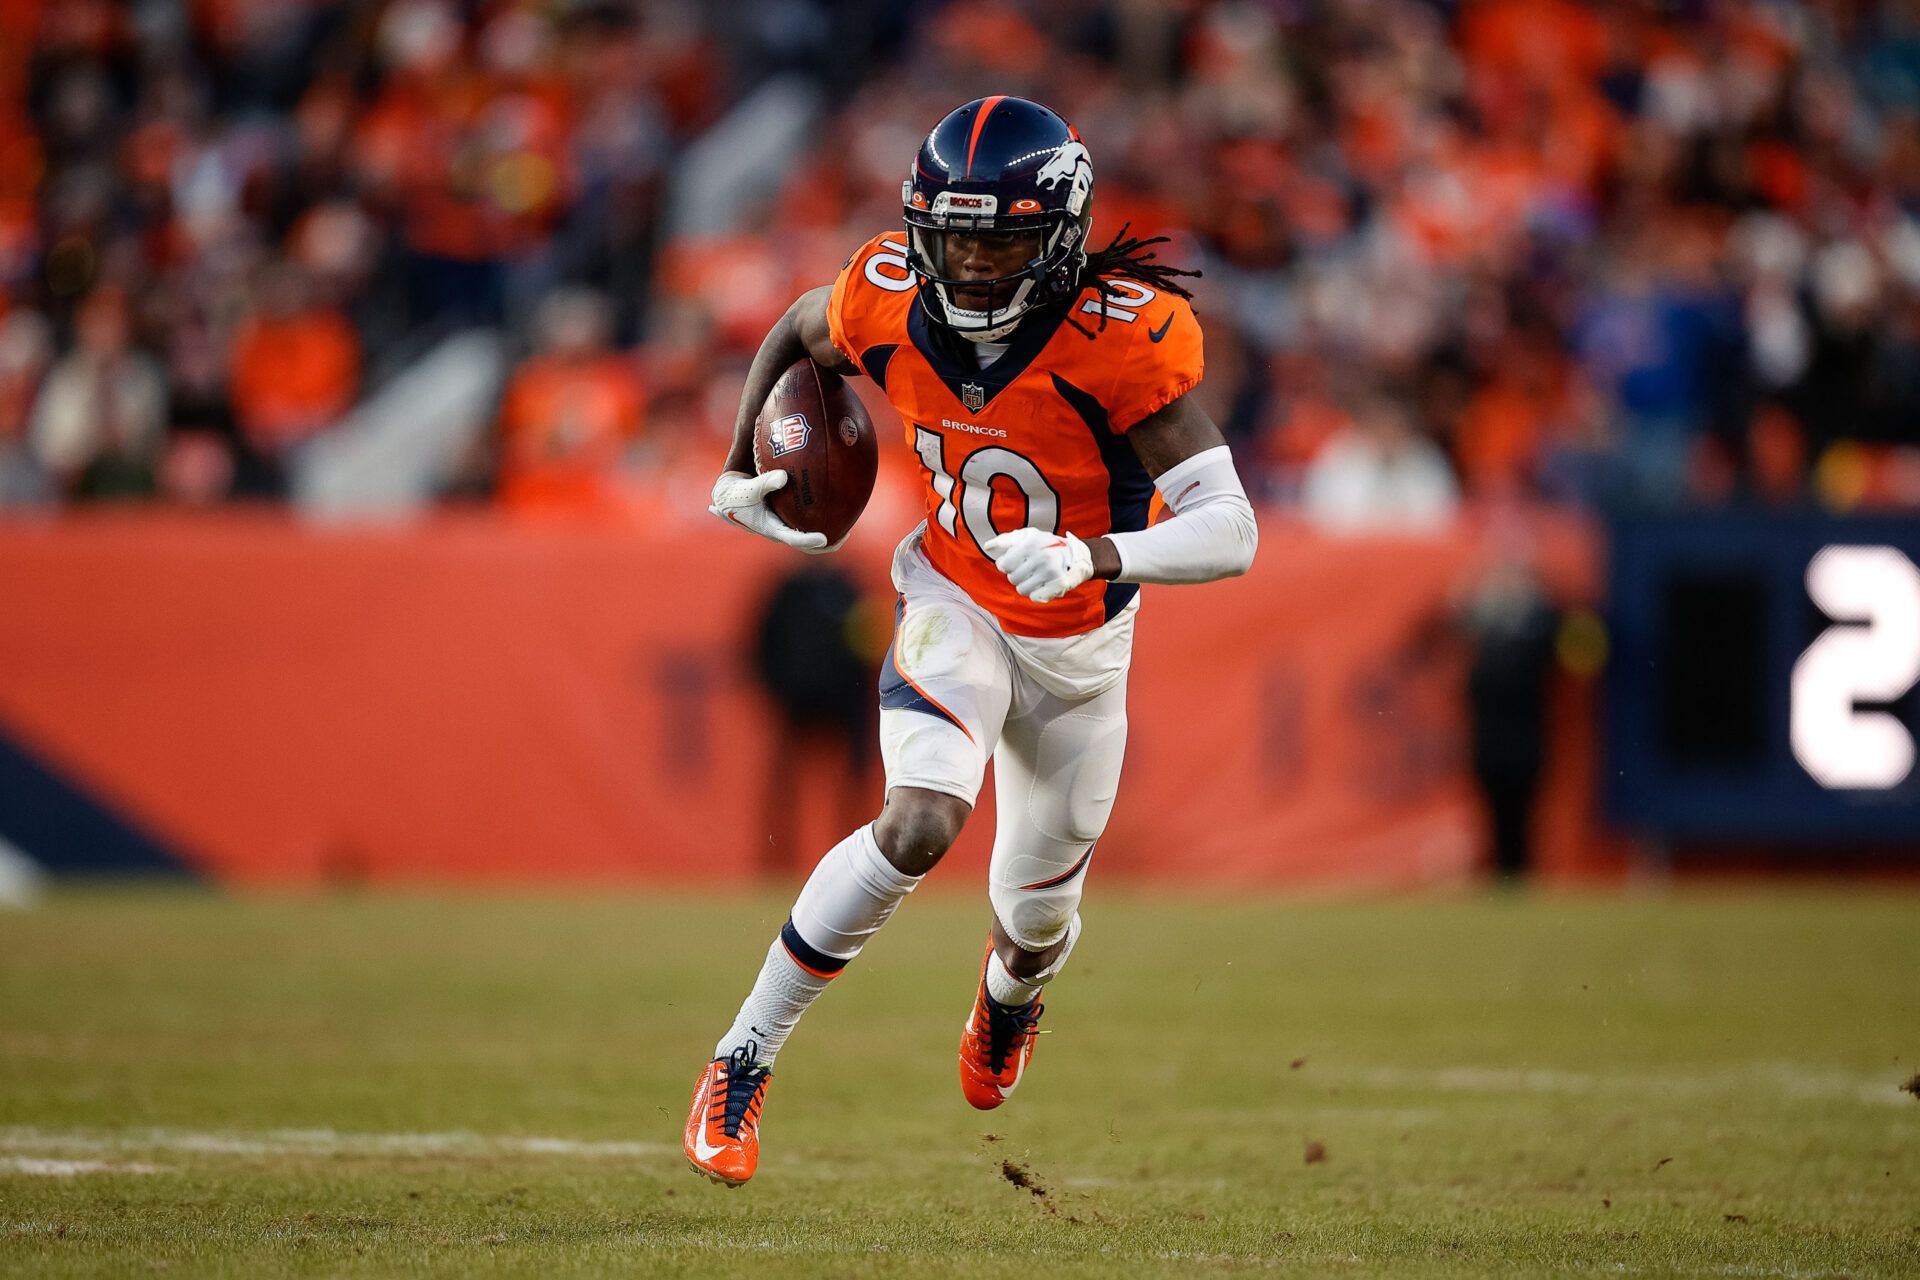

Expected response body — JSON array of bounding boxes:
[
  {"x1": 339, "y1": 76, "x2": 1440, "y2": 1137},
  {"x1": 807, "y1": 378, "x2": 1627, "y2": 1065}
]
[{"x1": 708, "y1": 470, "x2": 831, "y2": 552}]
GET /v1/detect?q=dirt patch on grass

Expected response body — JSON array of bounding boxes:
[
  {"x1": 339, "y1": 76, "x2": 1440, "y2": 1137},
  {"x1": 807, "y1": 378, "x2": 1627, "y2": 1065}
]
[
  {"x1": 990, "y1": 1157, "x2": 1112, "y2": 1227},
  {"x1": 1000, "y1": 1159, "x2": 1047, "y2": 1199}
]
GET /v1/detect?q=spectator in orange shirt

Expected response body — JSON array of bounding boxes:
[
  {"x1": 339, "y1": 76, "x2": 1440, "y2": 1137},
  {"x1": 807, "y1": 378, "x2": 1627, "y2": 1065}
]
[
  {"x1": 1455, "y1": 343, "x2": 1568, "y2": 500},
  {"x1": 496, "y1": 286, "x2": 645, "y2": 513},
  {"x1": 229, "y1": 263, "x2": 361, "y2": 487}
]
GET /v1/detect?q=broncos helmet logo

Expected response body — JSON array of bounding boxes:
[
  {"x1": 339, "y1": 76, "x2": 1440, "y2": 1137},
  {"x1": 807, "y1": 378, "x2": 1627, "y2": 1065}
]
[{"x1": 1035, "y1": 140, "x2": 1092, "y2": 215}]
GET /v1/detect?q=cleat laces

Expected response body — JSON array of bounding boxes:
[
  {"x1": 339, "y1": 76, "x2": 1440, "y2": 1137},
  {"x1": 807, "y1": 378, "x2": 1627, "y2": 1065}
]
[
  {"x1": 710, "y1": 1042, "x2": 770, "y2": 1139},
  {"x1": 973, "y1": 996, "x2": 1044, "y2": 1075}
]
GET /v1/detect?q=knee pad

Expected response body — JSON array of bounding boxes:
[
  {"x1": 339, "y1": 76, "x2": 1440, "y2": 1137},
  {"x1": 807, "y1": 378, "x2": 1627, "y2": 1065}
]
[{"x1": 988, "y1": 845, "x2": 1091, "y2": 954}]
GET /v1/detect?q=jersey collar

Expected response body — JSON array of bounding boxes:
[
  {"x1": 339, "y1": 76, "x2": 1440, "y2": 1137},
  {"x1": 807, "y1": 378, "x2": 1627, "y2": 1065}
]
[{"x1": 907, "y1": 296, "x2": 1063, "y2": 414}]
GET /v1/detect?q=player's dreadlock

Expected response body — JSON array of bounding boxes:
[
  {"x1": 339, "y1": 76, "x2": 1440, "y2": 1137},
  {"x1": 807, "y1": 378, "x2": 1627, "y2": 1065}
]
[{"x1": 1064, "y1": 223, "x2": 1202, "y2": 340}]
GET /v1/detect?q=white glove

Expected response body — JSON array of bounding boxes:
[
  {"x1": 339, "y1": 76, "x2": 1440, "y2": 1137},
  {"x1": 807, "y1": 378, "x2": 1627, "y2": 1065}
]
[
  {"x1": 980, "y1": 529, "x2": 1095, "y2": 603},
  {"x1": 708, "y1": 470, "x2": 831, "y2": 553}
]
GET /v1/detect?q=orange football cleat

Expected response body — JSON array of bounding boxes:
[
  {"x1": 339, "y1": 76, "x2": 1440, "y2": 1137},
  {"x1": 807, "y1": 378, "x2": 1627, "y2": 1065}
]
[
  {"x1": 958, "y1": 944, "x2": 1046, "y2": 1110},
  {"x1": 683, "y1": 1044, "x2": 773, "y2": 1186}
]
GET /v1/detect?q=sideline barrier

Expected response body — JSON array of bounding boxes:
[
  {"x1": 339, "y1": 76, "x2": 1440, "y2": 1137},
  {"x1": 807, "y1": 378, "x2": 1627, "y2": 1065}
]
[{"x1": 0, "y1": 509, "x2": 1618, "y2": 885}]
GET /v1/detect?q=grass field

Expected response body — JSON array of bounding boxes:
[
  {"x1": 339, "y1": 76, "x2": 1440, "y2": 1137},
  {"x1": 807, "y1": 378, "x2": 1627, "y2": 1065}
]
[{"x1": 1, "y1": 884, "x2": 1916, "y2": 1278}]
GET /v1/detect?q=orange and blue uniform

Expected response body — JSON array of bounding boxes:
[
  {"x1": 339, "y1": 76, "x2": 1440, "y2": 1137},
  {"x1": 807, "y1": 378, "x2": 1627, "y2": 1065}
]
[{"x1": 827, "y1": 233, "x2": 1204, "y2": 639}]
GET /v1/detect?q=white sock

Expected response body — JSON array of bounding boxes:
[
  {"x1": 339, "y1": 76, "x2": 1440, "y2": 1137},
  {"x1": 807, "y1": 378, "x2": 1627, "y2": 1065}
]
[
  {"x1": 714, "y1": 824, "x2": 921, "y2": 1065},
  {"x1": 984, "y1": 950, "x2": 1041, "y2": 1006},
  {"x1": 983, "y1": 912, "x2": 1082, "y2": 1005},
  {"x1": 712, "y1": 940, "x2": 831, "y2": 1067}
]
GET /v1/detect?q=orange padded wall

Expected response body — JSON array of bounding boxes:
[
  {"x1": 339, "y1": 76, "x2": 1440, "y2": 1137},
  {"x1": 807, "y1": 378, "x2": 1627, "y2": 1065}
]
[{"x1": 0, "y1": 509, "x2": 1618, "y2": 886}]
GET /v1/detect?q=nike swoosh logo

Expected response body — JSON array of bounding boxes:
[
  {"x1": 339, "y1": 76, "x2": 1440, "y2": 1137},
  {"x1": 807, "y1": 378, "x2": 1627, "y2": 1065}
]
[
  {"x1": 691, "y1": 1130, "x2": 729, "y2": 1162},
  {"x1": 1147, "y1": 313, "x2": 1173, "y2": 343}
]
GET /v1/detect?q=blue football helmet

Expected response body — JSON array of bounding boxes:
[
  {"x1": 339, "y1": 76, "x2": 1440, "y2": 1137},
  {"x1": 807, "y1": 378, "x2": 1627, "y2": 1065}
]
[{"x1": 903, "y1": 96, "x2": 1094, "y2": 342}]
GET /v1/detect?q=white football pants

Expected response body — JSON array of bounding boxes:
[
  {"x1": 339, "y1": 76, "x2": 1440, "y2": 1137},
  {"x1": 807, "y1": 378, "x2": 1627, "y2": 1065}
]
[{"x1": 877, "y1": 552, "x2": 1129, "y2": 957}]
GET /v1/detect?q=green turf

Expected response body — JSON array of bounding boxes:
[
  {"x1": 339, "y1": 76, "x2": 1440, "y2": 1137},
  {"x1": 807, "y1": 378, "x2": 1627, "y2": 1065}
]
[{"x1": 1, "y1": 884, "x2": 1916, "y2": 1277}]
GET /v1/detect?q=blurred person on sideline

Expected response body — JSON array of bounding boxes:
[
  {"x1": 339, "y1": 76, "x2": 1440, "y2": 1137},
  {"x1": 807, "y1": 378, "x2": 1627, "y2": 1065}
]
[
  {"x1": 749, "y1": 565, "x2": 883, "y2": 878},
  {"x1": 1454, "y1": 523, "x2": 1562, "y2": 881},
  {"x1": 228, "y1": 262, "x2": 362, "y2": 494},
  {"x1": 495, "y1": 285, "x2": 645, "y2": 512},
  {"x1": 29, "y1": 287, "x2": 167, "y2": 501},
  {"x1": 1301, "y1": 390, "x2": 1460, "y2": 534}
]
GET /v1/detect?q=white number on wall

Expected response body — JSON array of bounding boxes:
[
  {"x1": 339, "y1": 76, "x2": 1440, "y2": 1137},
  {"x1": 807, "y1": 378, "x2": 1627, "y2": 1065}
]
[{"x1": 1790, "y1": 545, "x2": 1920, "y2": 789}]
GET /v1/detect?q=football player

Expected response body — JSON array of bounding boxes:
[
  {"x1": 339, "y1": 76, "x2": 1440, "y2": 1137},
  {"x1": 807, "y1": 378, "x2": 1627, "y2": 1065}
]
[{"x1": 687, "y1": 96, "x2": 1258, "y2": 1186}]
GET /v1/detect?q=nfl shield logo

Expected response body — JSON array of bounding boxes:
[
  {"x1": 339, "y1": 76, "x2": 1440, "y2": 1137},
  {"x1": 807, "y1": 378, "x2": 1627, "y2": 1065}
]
[
  {"x1": 769, "y1": 413, "x2": 810, "y2": 457},
  {"x1": 961, "y1": 383, "x2": 986, "y2": 413}
]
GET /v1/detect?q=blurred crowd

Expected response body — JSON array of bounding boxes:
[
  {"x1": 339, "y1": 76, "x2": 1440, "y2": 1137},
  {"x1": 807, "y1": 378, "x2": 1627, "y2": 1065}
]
[{"x1": 0, "y1": 0, "x2": 1917, "y2": 522}]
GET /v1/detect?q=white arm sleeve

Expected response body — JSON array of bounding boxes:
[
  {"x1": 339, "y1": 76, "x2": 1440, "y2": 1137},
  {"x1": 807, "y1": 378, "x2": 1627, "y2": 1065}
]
[{"x1": 1107, "y1": 445, "x2": 1259, "y2": 585}]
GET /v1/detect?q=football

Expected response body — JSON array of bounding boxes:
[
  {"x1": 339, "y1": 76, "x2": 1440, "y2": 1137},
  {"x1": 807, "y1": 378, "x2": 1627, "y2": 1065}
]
[{"x1": 752, "y1": 358, "x2": 878, "y2": 545}]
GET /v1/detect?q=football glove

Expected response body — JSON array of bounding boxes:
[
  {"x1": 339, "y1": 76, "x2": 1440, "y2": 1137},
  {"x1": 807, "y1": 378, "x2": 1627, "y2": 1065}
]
[
  {"x1": 980, "y1": 529, "x2": 1094, "y2": 603},
  {"x1": 708, "y1": 470, "x2": 832, "y2": 553}
]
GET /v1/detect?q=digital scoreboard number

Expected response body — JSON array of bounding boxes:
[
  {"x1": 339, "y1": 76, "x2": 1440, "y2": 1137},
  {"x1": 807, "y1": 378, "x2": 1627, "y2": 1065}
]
[{"x1": 1606, "y1": 516, "x2": 1920, "y2": 842}]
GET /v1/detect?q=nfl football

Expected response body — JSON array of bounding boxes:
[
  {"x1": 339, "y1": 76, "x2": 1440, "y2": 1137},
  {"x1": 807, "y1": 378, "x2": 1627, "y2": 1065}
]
[{"x1": 753, "y1": 359, "x2": 878, "y2": 545}]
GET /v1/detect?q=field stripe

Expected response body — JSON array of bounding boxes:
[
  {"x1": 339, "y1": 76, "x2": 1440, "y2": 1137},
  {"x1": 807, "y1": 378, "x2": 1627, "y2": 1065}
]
[
  {"x1": 0, "y1": 1157, "x2": 168, "y2": 1177},
  {"x1": 0, "y1": 1127, "x2": 678, "y2": 1161},
  {"x1": 1333, "y1": 1062, "x2": 1909, "y2": 1107}
]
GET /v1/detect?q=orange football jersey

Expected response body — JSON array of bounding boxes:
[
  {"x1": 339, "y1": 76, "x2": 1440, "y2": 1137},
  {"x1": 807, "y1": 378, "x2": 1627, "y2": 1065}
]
[{"x1": 827, "y1": 233, "x2": 1204, "y2": 638}]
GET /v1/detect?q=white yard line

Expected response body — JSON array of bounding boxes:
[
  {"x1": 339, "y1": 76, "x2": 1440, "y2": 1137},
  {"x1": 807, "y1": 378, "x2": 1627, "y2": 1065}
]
[
  {"x1": 0, "y1": 1157, "x2": 167, "y2": 1177},
  {"x1": 0, "y1": 1058, "x2": 1901, "y2": 1174},
  {"x1": 1335, "y1": 1062, "x2": 1910, "y2": 1107},
  {"x1": 0, "y1": 1127, "x2": 677, "y2": 1161},
  {"x1": 1573, "y1": 1267, "x2": 1864, "y2": 1279}
]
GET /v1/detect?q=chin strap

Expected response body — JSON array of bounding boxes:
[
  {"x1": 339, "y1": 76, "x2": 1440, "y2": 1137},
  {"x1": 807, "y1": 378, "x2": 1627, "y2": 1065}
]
[{"x1": 936, "y1": 278, "x2": 1040, "y2": 342}]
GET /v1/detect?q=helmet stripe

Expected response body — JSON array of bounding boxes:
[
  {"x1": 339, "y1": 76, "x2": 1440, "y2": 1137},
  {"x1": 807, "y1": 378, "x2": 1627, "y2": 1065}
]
[{"x1": 963, "y1": 94, "x2": 1007, "y2": 177}]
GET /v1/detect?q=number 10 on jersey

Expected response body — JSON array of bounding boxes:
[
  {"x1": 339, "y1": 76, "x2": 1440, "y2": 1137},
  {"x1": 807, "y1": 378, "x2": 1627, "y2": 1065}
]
[{"x1": 913, "y1": 425, "x2": 1062, "y2": 549}]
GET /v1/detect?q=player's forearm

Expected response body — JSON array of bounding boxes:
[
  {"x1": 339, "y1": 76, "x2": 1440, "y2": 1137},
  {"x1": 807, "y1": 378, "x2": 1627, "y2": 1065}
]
[
  {"x1": 1100, "y1": 446, "x2": 1259, "y2": 584},
  {"x1": 726, "y1": 288, "x2": 849, "y2": 475},
  {"x1": 725, "y1": 313, "x2": 812, "y2": 473}
]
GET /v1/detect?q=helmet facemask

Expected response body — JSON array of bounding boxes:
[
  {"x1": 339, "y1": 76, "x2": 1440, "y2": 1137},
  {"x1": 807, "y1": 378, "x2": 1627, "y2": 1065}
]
[{"x1": 904, "y1": 189, "x2": 1085, "y2": 342}]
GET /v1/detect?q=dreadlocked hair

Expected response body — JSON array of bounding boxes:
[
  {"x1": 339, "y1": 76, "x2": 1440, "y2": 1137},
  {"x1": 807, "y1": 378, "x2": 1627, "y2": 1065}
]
[{"x1": 1064, "y1": 223, "x2": 1201, "y2": 340}]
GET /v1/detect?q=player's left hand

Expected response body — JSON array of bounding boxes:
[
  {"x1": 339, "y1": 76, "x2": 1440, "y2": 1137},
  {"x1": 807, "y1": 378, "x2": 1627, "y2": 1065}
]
[{"x1": 981, "y1": 529, "x2": 1095, "y2": 603}]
